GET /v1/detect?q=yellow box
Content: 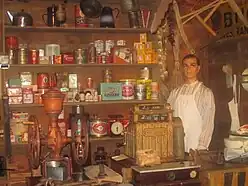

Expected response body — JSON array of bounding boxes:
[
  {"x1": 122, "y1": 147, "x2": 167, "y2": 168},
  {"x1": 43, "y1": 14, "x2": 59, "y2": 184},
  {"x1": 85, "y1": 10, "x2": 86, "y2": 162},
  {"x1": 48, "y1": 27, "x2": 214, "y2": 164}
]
[
  {"x1": 137, "y1": 53, "x2": 145, "y2": 64},
  {"x1": 140, "y1": 33, "x2": 147, "y2": 43},
  {"x1": 145, "y1": 53, "x2": 152, "y2": 63},
  {"x1": 134, "y1": 42, "x2": 145, "y2": 51},
  {"x1": 145, "y1": 42, "x2": 153, "y2": 50}
]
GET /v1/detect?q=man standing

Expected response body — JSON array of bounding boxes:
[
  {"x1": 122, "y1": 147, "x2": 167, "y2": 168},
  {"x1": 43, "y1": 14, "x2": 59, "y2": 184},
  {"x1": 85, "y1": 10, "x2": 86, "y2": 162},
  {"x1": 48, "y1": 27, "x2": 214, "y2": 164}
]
[{"x1": 167, "y1": 54, "x2": 215, "y2": 152}]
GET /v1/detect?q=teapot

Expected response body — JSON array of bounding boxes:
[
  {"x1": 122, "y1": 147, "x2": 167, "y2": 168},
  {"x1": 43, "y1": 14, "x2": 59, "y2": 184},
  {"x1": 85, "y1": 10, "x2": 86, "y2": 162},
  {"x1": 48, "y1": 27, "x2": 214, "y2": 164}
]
[
  {"x1": 6, "y1": 9, "x2": 33, "y2": 27},
  {"x1": 100, "y1": 7, "x2": 119, "y2": 28}
]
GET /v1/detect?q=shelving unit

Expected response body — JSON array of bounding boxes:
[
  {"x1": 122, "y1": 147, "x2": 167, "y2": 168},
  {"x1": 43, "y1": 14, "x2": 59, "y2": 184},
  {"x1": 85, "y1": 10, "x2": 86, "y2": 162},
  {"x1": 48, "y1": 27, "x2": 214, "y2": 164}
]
[
  {"x1": 5, "y1": 25, "x2": 150, "y2": 33},
  {"x1": 9, "y1": 99, "x2": 160, "y2": 108}
]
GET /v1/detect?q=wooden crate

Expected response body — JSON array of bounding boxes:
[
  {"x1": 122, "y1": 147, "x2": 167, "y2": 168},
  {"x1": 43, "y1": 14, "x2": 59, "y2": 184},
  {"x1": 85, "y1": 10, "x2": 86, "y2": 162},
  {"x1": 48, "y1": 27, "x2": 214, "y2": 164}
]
[
  {"x1": 124, "y1": 121, "x2": 174, "y2": 160},
  {"x1": 200, "y1": 165, "x2": 248, "y2": 186}
]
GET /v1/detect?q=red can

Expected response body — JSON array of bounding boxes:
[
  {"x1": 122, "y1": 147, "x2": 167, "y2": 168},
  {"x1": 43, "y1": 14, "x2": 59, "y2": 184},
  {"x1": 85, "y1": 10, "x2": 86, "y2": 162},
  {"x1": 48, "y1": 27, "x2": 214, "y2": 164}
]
[
  {"x1": 37, "y1": 73, "x2": 49, "y2": 89},
  {"x1": 29, "y1": 49, "x2": 39, "y2": 64},
  {"x1": 5, "y1": 36, "x2": 18, "y2": 50},
  {"x1": 49, "y1": 73, "x2": 57, "y2": 88}
]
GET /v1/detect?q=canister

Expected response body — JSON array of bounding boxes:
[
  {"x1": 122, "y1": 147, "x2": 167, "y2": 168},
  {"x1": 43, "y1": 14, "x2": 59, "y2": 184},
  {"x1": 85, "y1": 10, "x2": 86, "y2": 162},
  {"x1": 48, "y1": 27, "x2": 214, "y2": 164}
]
[
  {"x1": 151, "y1": 82, "x2": 159, "y2": 100},
  {"x1": 120, "y1": 79, "x2": 136, "y2": 100},
  {"x1": 37, "y1": 73, "x2": 49, "y2": 89},
  {"x1": 89, "y1": 117, "x2": 108, "y2": 137},
  {"x1": 18, "y1": 48, "x2": 28, "y2": 64},
  {"x1": 88, "y1": 42, "x2": 96, "y2": 63},
  {"x1": 136, "y1": 84, "x2": 145, "y2": 100},
  {"x1": 28, "y1": 49, "x2": 39, "y2": 64}
]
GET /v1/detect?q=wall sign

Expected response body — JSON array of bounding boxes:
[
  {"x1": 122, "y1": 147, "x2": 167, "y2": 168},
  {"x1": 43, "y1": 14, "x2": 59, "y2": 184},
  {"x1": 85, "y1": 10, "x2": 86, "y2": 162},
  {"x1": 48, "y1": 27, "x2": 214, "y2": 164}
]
[{"x1": 211, "y1": 3, "x2": 248, "y2": 40}]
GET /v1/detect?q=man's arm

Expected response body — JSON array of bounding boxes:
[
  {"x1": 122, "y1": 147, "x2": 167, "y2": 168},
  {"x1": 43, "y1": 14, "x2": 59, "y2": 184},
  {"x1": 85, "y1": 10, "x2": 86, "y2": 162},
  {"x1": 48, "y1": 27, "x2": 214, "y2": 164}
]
[{"x1": 198, "y1": 89, "x2": 215, "y2": 150}]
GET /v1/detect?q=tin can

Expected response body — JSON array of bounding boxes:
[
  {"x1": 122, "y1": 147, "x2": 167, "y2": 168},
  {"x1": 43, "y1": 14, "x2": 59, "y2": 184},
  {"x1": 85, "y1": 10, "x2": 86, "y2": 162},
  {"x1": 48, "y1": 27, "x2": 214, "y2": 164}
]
[
  {"x1": 49, "y1": 55, "x2": 56, "y2": 64},
  {"x1": 49, "y1": 73, "x2": 57, "y2": 88},
  {"x1": 22, "y1": 88, "x2": 33, "y2": 104},
  {"x1": 90, "y1": 118, "x2": 108, "y2": 137},
  {"x1": 5, "y1": 36, "x2": 18, "y2": 50},
  {"x1": 105, "y1": 40, "x2": 115, "y2": 54},
  {"x1": 140, "y1": 67, "x2": 150, "y2": 80},
  {"x1": 94, "y1": 40, "x2": 104, "y2": 54},
  {"x1": 18, "y1": 48, "x2": 28, "y2": 64},
  {"x1": 136, "y1": 84, "x2": 146, "y2": 100},
  {"x1": 96, "y1": 55, "x2": 102, "y2": 64},
  {"x1": 8, "y1": 49, "x2": 17, "y2": 64},
  {"x1": 151, "y1": 82, "x2": 159, "y2": 100},
  {"x1": 75, "y1": 4, "x2": 88, "y2": 27},
  {"x1": 120, "y1": 79, "x2": 136, "y2": 100},
  {"x1": 88, "y1": 42, "x2": 96, "y2": 63},
  {"x1": 74, "y1": 48, "x2": 87, "y2": 64},
  {"x1": 103, "y1": 69, "x2": 112, "y2": 82},
  {"x1": 29, "y1": 49, "x2": 39, "y2": 64},
  {"x1": 39, "y1": 49, "x2": 45, "y2": 57},
  {"x1": 146, "y1": 81, "x2": 152, "y2": 100},
  {"x1": 37, "y1": 73, "x2": 49, "y2": 89},
  {"x1": 87, "y1": 78, "x2": 93, "y2": 89}
]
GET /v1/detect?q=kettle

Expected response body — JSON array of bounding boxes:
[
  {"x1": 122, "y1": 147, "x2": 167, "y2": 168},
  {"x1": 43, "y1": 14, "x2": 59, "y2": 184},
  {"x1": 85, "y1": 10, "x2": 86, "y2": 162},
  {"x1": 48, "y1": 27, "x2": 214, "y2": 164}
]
[
  {"x1": 6, "y1": 9, "x2": 33, "y2": 27},
  {"x1": 100, "y1": 7, "x2": 119, "y2": 28}
]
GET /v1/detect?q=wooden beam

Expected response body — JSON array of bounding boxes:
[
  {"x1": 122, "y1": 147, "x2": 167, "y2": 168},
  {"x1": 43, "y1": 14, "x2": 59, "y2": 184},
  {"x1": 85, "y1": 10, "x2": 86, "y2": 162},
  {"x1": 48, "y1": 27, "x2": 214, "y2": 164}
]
[
  {"x1": 203, "y1": 0, "x2": 223, "y2": 22},
  {"x1": 196, "y1": 15, "x2": 217, "y2": 36}
]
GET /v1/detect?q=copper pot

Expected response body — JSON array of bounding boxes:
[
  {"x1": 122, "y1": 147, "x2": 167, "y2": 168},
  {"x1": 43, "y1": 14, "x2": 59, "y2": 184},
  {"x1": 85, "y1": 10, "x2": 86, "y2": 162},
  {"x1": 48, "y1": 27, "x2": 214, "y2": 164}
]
[{"x1": 41, "y1": 88, "x2": 65, "y2": 114}]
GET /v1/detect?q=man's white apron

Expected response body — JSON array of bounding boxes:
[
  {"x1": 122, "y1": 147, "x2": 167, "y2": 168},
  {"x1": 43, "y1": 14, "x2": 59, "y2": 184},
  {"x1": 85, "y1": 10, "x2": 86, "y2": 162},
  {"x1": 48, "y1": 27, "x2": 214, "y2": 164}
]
[{"x1": 173, "y1": 83, "x2": 203, "y2": 152}]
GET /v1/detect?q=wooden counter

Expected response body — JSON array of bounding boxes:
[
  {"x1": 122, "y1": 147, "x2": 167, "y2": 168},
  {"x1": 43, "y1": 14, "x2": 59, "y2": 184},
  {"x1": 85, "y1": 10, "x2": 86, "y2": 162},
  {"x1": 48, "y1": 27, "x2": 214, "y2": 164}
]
[
  {"x1": 110, "y1": 157, "x2": 248, "y2": 186},
  {"x1": 200, "y1": 162, "x2": 248, "y2": 186}
]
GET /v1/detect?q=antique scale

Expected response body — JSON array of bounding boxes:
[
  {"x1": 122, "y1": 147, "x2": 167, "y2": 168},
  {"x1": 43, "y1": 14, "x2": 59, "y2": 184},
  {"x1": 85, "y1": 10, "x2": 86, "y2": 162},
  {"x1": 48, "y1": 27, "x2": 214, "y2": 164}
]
[{"x1": 27, "y1": 88, "x2": 89, "y2": 180}]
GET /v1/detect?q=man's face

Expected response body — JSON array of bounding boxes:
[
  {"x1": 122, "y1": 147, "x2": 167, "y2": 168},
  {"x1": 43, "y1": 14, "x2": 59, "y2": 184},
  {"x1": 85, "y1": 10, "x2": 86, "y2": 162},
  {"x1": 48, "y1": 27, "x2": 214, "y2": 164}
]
[{"x1": 183, "y1": 57, "x2": 200, "y2": 79}]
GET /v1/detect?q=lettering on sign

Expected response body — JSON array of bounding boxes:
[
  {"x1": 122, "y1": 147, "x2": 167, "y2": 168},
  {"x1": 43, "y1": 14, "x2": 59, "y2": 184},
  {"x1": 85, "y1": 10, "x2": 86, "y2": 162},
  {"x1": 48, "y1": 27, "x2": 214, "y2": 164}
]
[{"x1": 211, "y1": 3, "x2": 248, "y2": 40}]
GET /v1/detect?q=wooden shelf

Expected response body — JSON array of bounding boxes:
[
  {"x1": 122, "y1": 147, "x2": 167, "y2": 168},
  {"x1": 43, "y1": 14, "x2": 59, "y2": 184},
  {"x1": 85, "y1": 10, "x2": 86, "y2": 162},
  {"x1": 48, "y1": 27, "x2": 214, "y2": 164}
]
[
  {"x1": 7, "y1": 63, "x2": 157, "y2": 68},
  {"x1": 9, "y1": 136, "x2": 123, "y2": 144},
  {"x1": 9, "y1": 99, "x2": 160, "y2": 108},
  {"x1": 5, "y1": 26, "x2": 150, "y2": 34},
  {"x1": 90, "y1": 136, "x2": 123, "y2": 142}
]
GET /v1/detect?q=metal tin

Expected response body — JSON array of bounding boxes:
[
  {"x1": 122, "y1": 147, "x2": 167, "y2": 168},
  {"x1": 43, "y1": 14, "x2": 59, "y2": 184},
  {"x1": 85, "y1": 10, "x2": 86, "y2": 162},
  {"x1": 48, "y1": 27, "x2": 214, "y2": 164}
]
[
  {"x1": 37, "y1": 73, "x2": 49, "y2": 89},
  {"x1": 74, "y1": 48, "x2": 87, "y2": 64},
  {"x1": 105, "y1": 40, "x2": 115, "y2": 54},
  {"x1": 22, "y1": 88, "x2": 33, "y2": 104},
  {"x1": 28, "y1": 49, "x2": 39, "y2": 64},
  {"x1": 151, "y1": 82, "x2": 159, "y2": 100},
  {"x1": 94, "y1": 40, "x2": 104, "y2": 54},
  {"x1": 49, "y1": 55, "x2": 55, "y2": 64},
  {"x1": 136, "y1": 84, "x2": 145, "y2": 100},
  {"x1": 140, "y1": 67, "x2": 150, "y2": 80},
  {"x1": 20, "y1": 72, "x2": 32, "y2": 86},
  {"x1": 39, "y1": 49, "x2": 45, "y2": 57},
  {"x1": 7, "y1": 49, "x2": 17, "y2": 64},
  {"x1": 18, "y1": 48, "x2": 28, "y2": 64},
  {"x1": 103, "y1": 69, "x2": 112, "y2": 83},
  {"x1": 120, "y1": 79, "x2": 136, "y2": 100},
  {"x1": 88, "y1": 42, "x2": 96, "y2": 63},
  {"x1": 90, "y1": 118, "x2": 108, "y2": 137}
]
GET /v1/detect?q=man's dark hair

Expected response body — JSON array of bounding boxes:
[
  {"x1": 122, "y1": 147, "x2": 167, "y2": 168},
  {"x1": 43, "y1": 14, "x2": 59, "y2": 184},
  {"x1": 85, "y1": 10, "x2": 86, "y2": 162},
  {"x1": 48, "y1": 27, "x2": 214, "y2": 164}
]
[{"x1": 182, "y1": 54, "x2": 200, "y2": 66}]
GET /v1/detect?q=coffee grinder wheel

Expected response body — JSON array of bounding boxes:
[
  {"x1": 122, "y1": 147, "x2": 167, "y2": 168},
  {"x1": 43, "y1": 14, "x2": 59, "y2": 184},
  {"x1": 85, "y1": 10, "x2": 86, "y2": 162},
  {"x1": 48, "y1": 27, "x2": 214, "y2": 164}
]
[
  {"x1": 71, "y1": 119, "x2": 89, "y2": 165},
  {"x1": 28, "y1": 115, "x2": 41, "y2": 169}
]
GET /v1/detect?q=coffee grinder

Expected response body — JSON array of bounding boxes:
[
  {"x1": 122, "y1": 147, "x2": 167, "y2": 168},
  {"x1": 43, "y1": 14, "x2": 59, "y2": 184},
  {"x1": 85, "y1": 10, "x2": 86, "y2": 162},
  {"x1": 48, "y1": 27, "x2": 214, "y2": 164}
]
[{"x1": 28, "y1": 88, "x2": 89, "y2": 181}]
